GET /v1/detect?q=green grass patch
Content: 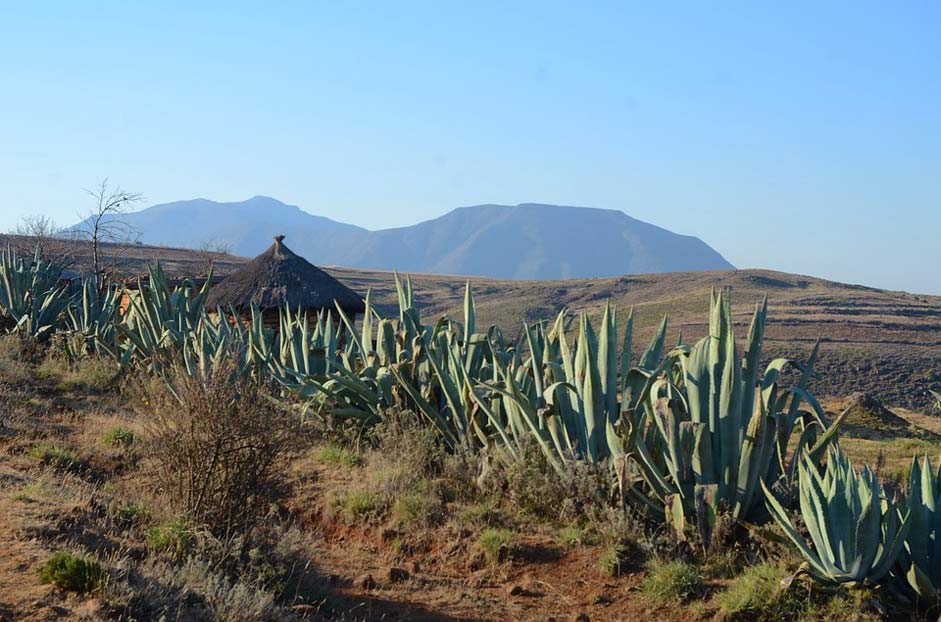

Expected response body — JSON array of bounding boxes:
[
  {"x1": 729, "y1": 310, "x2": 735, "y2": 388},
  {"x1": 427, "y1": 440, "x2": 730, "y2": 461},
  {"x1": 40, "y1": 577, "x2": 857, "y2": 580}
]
[
  {"x1": 596, "y1": 543, "x2": 623, "y2": 577},
  {"x1": 38, "y1": 551, "x2": 105, "y2": 593},
  {"x1": 457, "y1": 501, "x2": 505, "y2": 527},
  {"x1": 147, "y1": 518, "x2": 195, "y2": 558},
  {"x1": 478, "y1": 528, "x2": 517, "y2": 562},
  {"x1": 11, "y1": 481, "x2": 55, "y2": 502},
  {"x1": 640, "y1": 559, "x2": 700, "y2": 604},
  {"x1": 26, "y1": 443, "x2": 82, "y2": 472},
  {"x1": 39, "y1": 355, "x2": 119, "y2": 392},
  {"x1": 315, "y1": 444, "x2": 363, "y2": 468},
  {"x1": 102, "y1": 426, "x2": 136, "y2": 449},
  {"x1": 393, "y1": 491, "x2": 443, "y2": 527},
  {"x1": 114, "y1": 502, "x2": 151, "y2": 528},
  {"x1": 338, "y1": 490, "x2": 379, "y2": 521},
  {"x1": 716, "y1": 562, "x2": 803, "y2": 621},
  {"x1": 557, "y1": 525, "x2": 587, "y2": 550}
]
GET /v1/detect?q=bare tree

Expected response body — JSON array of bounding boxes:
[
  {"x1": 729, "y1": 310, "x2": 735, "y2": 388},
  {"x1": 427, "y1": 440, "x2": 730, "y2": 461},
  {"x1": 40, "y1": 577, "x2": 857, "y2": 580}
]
[
  {"x1": 6, "y1": 215, "x2": 74, "y2": 266},
  {"x1": 194, "y1": 238, "x2": 233, "y2": 275},
  {"x1": 13, "y1": 214, "x2": 62, "y2": 239},
  {"x1": 75, "y1": 179, "x2": 143, "y2": 288}
]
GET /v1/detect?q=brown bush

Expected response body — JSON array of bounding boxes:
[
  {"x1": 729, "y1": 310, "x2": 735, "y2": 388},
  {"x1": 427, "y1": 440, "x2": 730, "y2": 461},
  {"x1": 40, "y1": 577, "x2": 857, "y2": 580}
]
[{"x1": 137, "y1": 364, "x2": 305, "y2": 538}]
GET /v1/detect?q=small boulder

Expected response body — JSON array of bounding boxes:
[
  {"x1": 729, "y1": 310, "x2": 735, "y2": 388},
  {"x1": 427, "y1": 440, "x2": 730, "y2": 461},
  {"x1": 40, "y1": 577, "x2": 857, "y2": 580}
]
[
  {"x1": 507, "y1": 584, "x2": 526, "y2": 597},
  {"x1": 355, "y1": 574, "x2": 377, "y2": 590},
  {"x1": 388, "y1": 567, "x2": 410, "y2": 583}
]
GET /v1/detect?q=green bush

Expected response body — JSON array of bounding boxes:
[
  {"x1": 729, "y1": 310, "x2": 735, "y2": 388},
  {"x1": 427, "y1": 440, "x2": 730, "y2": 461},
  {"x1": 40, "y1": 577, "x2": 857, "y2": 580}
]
[
  {"x1": 39, "y1": 551, "x2": 105, "y2": 593},
  {"x1": 478, "y1": 528, "x2": 517, "y2": 562},
  {"x1": 716, "y1": 562, "x2": 804, "y2": 621},
  {"x1": 640, "y1": 559, "x2": 700, "y2": 604}
]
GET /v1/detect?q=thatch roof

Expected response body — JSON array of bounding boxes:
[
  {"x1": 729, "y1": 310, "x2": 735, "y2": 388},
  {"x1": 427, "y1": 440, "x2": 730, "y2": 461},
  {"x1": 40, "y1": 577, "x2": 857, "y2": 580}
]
[{"x1": 206, "y1": 235, "x2": 366, "y2": 314}]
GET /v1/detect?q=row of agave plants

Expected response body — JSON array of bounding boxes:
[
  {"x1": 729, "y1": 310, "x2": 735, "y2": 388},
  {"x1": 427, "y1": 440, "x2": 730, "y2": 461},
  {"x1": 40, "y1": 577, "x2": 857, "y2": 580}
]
[{"x1": 2, "y1": 246, "x2": 941, "y2": 603}]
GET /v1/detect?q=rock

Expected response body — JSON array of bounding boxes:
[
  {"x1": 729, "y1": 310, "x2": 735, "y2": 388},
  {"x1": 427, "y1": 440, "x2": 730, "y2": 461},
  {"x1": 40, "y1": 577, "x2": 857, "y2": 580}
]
[
  {"x1": 381, "y1": 528, "x2": 399, "y2": 542},
  {"x1": 467, "y1": 551, "x2": 487, "y2": 571},
  {"x1": 574, "y1": 613, "x2": 591, "y2": 622},
  {"x1": 355, "y1": 574, "x2": 377, "y2": 590},
  {"x1": 410, "y1": 560, "x2": 421, "y2": 573},
  {"x1": 388, "y1": 567, "x2": 410, "y2": 583},
  {"x1": 507, "y1": 584, "x2": 526, "y2": 597}
]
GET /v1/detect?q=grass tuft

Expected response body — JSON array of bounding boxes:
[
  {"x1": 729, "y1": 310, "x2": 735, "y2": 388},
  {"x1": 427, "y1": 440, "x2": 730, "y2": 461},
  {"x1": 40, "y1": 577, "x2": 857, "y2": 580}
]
[
  {"x1": 640, "y1": 559, "x2": 700, "y2": 604},
  {"x1": 147, "y1": 518, "x2": 196, "y2": 559},
  {"x1": 557, "y1": 525, "x2": 588, "y2": 550},
  {"x1": 315, "y1": 444, "x2": 363, "y2": 468},
  {"x1": 39, "y1": 551, "x2": 105, "y2": 593},
  {"x1": 26, "y1": 443, "x2": 82, "y2": 472},
  {"x1": 716, "y1": 562, "x2": 803, "y2": 621},
  {"x1": 102, "y1": 426, "x2": 136, "y2": 449},
  {"x1": 478, "y1": 528, "x2": 517, "y2": 562},
  {"x1": 339, "y1": 490, "x2": 379, "y2": 521}
]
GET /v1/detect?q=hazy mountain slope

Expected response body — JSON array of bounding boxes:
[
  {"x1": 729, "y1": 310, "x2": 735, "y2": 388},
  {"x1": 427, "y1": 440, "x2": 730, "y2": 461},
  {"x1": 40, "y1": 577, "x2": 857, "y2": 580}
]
[
  {"x1": 72, "y1": 199, "x2": 734, "y2": 278},
  {"x1": 71, "y1": 196, "x2": 366, "y2": 256}
]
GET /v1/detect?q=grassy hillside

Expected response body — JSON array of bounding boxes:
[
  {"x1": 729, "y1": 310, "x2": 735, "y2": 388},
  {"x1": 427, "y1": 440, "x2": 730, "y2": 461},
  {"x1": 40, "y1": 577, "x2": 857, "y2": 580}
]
[{"x1": 328, "y1": 266, "x2": 941, "y2": 410}]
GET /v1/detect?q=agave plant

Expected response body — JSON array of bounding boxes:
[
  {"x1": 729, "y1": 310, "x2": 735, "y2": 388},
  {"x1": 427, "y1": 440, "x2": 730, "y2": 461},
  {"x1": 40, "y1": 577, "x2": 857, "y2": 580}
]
[
  {"x1": 629, "y1": 290, "x2": 844, "y2": 548},
  {"x1": 891, "y1": 455, "x2": 941, "y2": 600},
  {"x1": 485, "y1": 302, "x2": 667, "y2": 476},
  {"x1": 64, "y1": 278, "x2": 121, "y2": 357},
  {"x1": 0, "y1": 245, "x2": 70, "y2": 341},
  {"x1": 764, "y1": 446, "x2": 910, "y2": 585},
  {"x1": 118, "y1": 262, "x2": 212, "y2": 368}
]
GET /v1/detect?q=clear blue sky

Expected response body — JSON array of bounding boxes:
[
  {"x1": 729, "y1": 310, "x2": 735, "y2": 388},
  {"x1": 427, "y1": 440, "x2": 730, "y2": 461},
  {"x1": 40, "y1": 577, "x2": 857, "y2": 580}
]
[{"x1": 2, "y1": 2, "x2": 939, "y2": 293}]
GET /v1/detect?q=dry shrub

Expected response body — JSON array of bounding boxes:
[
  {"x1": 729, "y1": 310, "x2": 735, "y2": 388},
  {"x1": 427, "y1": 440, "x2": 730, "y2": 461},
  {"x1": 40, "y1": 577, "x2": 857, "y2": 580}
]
[
  {"x1": 482, "y1": 437, "x2": 609, "y2": 524},
  {"x1": 137, "y1": 363, "x2": 304, "y2": 537}
]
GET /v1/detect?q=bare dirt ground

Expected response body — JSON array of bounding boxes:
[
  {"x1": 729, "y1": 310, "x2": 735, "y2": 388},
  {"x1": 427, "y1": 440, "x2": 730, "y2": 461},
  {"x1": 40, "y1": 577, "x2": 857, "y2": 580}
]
[
  {"x1": 0, "y1": 361, "x2": 694, "y2": 622},
  {"x1": 0, "y1": 359, "x2": 935, "y2": 621}
]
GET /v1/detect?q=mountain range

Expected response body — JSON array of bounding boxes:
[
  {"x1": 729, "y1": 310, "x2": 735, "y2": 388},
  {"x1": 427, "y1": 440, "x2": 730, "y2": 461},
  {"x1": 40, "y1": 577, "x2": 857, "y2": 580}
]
[{"x1": 72, "y1": 196, "x2": 734, "y2": 279}]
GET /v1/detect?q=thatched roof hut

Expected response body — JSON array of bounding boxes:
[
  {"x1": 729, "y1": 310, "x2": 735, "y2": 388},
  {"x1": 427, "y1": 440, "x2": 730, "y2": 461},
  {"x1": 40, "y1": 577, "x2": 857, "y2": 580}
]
[{"x1": 206, "y1": 235, "x2": 365, "y2": 319}]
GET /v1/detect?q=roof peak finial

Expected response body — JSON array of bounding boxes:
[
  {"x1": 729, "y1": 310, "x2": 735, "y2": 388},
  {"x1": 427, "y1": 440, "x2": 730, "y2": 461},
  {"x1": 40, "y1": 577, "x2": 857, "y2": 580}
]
[{"x1": 274, "y1": 234, "x2": 285, "y2": 244}]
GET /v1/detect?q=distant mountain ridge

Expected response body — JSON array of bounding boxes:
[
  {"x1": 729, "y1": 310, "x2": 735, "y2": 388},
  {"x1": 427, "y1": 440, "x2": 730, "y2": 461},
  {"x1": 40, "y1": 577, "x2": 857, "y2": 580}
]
[{"x1": 73, "y1": 197, "x2": 734, "y2": 279}]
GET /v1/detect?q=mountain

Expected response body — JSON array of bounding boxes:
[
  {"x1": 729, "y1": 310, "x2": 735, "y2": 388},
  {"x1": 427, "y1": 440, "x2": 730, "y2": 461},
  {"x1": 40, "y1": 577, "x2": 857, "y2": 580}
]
[
  {"x1": 70, "y1": 196, "x2": 366, "y2": 256},
  {"x1": 76, "y1": 198, "x2": 734, "y2": 278},
  {"x1": 306, "y1": 203, "x2": 734, "y2": 279}
]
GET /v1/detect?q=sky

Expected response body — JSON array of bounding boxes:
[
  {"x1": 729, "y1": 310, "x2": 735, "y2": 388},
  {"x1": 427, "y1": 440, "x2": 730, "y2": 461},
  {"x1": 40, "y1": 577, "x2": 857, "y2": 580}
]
[{"x1": 1, "y1": 2, "x2": 939, "y2": 294}]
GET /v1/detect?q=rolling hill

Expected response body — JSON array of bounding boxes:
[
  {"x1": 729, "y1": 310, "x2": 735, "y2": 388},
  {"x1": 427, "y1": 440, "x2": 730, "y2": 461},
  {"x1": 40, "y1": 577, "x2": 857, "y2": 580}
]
[{"x1": 70, "y1": 198, "x2": 734, "y2": 279}]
